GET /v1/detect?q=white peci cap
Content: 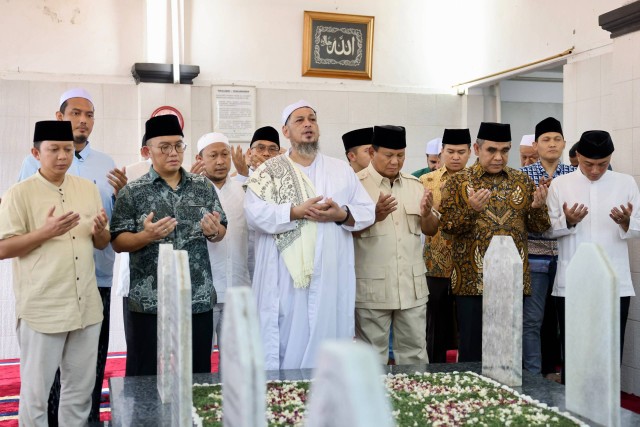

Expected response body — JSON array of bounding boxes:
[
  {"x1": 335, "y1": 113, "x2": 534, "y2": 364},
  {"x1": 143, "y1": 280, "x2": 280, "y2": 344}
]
[
  {"x1": 197, "y1": 132, "x2": 229, "y2": 153},
  {"x1": 425, "y1": 137, "x2": 442, "y2": 155},
  {"x1": 520, "y1": 134, "x2": 535, "y2": 147},
  {"x1": 281, "y1": 99, "x2": 316, "y2": 126},
  {"x1": 59, "y1": 88, "x2": 93, "y2": 108}
]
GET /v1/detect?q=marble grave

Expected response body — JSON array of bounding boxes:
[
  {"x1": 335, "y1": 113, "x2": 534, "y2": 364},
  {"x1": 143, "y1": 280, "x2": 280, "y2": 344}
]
[
  {"x1": 482, "y1": 235, "x2": 523, "y2": 387},
  {"x1": 305, "y1": 341, "x2": 394, "y2": 427},
  {"x1": 566, "y1": 243, "x2": 620, "y2": 427},
  {"x1": 220, "y1": 287, "x2": 266, "y2": 427}
]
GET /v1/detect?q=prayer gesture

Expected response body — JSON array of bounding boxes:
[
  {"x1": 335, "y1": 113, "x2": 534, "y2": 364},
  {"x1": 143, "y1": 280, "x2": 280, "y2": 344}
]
[
  {"x1": 42, "y1": 206, "x2": 80, "y2": 238},
  {"x1": 468, "y1": 187, "x2": 491, "y2": 212},
  {"x1": 610, "y1": 202, "x2": 633, "y2": 232},
  {"x1": 291, "y1": 195, "x2": 325, "y2": 220},
  {"x1": 375, "y1": 192, "x2": 397, "y2": 223},
  {"x1": 563, "y1": 202, "x2": 588, "y2": 228},
  {"x1": 143, "y1": 211, "x2": 178, "y2": 240},
  {"x1": 231, "y1": 145, "x2": 250, "y2": 177},
  {"x1": 531, "y1": 182, "x2": 548, "y2": 209},
  {"x1": 201, "y1": 211, "x2": 222, "y2": 237},
  {"x1": 108, "y1": 167, "x2": 128, "y2": 196},
  {"x1": 304, "y1": 197, "x2": 347, "y2": 223},
  {"x1": 92, "y1": 208, "x2": 109, "y2": 236},
  {"x1": 190, "y1": 159, "x2": 205, "y2": 175},
  {"x1": 420, "y1": 188, "x2": 434, "y2": 217}
]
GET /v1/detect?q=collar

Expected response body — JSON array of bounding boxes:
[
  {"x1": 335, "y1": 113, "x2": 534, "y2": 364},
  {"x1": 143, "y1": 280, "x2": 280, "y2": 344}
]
[
  {"x1": 470, "y1": 160, "x2": 511, "y2": 179},
  {"x1": 35, "y1": 170, "x2": 69, "y2": 190},
  {"x1": 75, "y1": 142, "x2": 92, "y2": 161},
  {"x1": 148, "y1": 166, "x2": 190, "y2": 186},
  {"x1": 366, "y1": 162, "x2": 402, "y2": 187}
]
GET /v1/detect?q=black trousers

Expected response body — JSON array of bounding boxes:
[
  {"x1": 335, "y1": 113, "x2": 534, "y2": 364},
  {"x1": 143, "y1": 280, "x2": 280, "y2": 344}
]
[
  {"x1": 426, "y1": 276, "x2": 456, "y2": 363},
  {"x1": 556, "y1": 295, "x2": 630, "y2": 384},
  {"x1": 455, "y1": 295, "x2": 483, "y2": 362},
  {"x1": 47, "y1": 287, "x2": 111, "y2": 426},
  {"x1": 124, "y1": 304, "x2": 213, "y2": 376}
]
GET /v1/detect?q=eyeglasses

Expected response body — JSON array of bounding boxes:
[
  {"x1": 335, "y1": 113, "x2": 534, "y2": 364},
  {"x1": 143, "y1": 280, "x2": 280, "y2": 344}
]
[
  {"x1": 148, "y1": 142, "x2": 187, "y2": 154},
  {"x1": 252, "y1": 144, "x2": 279, "y2": 154}
]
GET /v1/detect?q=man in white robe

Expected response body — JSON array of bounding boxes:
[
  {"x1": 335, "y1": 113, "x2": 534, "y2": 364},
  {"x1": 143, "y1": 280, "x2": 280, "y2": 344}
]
[
  {"x1": 196, "y1": 131, "x2": 251, "y2": 351},
  {"x1": 546, "y1": 130, "x2": 640, "y2": 382},
  {"x1": 244, "y1": 100, "x2": 375, "y2": 370}
]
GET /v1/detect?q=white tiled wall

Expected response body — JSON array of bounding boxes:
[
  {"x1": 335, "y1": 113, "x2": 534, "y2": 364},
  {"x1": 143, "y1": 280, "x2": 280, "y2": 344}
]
[
  {"x1": 0, "y1": 78, "x2": 463, "y2": 359},
  {"x1": 564, "y1": 36, "x2": 640, "y2": 395}
]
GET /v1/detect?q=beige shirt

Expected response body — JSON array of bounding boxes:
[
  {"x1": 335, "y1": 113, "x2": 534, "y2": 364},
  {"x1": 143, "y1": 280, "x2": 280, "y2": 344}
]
[
  {"x1": 0, "y1": 173, "x2": 104, "y2": 333},
  {"x1": 354, "y1": 163, "x2": 428, "y2": 310}
]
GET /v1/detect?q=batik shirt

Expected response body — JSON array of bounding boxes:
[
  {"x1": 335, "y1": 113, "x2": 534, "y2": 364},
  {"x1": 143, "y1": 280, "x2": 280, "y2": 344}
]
[
  {"x1": 439, "y1": 161, "x2": 551, "y2": 296},
  {"x1": 110, "y1": 167, "x2": 227, "y2": 314},
  {"x1": 420, "y1": 167, "x2": 454, "y2": 278}
]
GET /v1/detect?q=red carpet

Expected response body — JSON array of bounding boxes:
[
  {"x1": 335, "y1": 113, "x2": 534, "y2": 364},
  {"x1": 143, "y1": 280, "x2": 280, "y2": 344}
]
[{"x1": 0, "y1": 351, "x2": 219, "y2": 426}]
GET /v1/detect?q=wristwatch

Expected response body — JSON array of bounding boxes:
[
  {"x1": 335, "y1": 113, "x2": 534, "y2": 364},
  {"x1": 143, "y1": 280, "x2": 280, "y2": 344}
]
[
  {"x1": 335, "y1": 205, "x2": 351, "y2": 226},
  {"x1": 205, "y1": 230, "x2": 219, "y2": 242}
]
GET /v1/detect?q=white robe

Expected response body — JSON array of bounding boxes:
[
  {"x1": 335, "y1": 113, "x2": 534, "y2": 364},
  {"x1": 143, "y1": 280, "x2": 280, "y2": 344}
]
[
  {"x1": 245, "y1": 153, "x2": 375, "y2": 370},
  {"x1": 546, "y1": 169, "x2": 640, "y2": 297}
]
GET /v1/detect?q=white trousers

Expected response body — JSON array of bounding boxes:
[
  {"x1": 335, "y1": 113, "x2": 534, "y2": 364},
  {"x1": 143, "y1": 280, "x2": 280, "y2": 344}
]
[{"x1": 18, "y1": 320, "x2": 101, "y2": 427}]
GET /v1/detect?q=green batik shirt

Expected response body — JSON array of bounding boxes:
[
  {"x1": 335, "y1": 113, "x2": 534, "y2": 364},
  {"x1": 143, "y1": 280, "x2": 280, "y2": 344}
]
[
  {"x1": 439, "y1": 161, "x2": 550, "y2": 296},
  {"x1": 110, "y1": 167, "x2": 227, "y2": 314}
]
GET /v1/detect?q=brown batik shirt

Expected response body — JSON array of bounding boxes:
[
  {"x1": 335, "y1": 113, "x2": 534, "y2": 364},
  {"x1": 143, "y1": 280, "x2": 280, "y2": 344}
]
[{"x1": 439, "y1": 161, "x2": 551, "y2": 296}]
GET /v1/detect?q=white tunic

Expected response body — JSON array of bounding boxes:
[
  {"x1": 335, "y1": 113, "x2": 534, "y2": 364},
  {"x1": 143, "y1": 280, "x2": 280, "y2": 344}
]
[
  {"x1": 245, "y1": 153, "x2": 375, "y2": 370},
  {"x1": 546, "y1": 169, "x2": 640, "y2": 297},
  {"x1": 208, "y1": 178, "x2": 251, "y2": 303}
]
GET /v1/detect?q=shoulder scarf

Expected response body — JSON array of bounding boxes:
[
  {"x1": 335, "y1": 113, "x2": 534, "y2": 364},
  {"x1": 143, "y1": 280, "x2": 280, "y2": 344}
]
[{"x1": 246, "y1": 155, "x2": 317, "y2": 288}]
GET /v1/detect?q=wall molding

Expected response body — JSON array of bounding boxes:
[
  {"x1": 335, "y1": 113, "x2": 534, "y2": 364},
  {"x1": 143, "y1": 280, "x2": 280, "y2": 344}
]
[
  {"x1": 131, "y1": 63, "x2": 200, "y2": 84},
  {"x1": 600, "y1": 1, "x2": 640, "y2": 38}
]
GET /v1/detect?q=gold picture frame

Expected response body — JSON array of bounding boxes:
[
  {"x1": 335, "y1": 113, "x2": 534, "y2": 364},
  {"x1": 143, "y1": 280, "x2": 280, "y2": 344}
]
[{"x1": 302, "y1": 11, "x2": 374, "y2": 80}]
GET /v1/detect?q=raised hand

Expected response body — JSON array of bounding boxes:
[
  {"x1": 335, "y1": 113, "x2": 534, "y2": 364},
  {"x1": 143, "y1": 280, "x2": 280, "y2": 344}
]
[
  {"x1": 201, "y1": 211, "x2": 221, "y2": 237},
  {"x1": 142, "y1": 211, "x2": 178, "y2": 240},
  {"x1": 468, "y1": 188, "x2": 491, "y2": 212},
  {"x1": 420, "y1": 188, "x2": 434, "y2": 216},
  {"x1": 610, "y1": 202, "x2": 633, "y2": 230},
  {"x1": 563, "y1": 202, "x2": 588, "y2": 227},
  {"x1": 305, "y1": 197, "x2": 348, "y2": 223},
  {"x1": 531, "y1": 182, "x2": 549, "y2": 209},
  {"x1": 92, "y1": 208, "x2": 109, "y2": 236},
  {"x1": 190, "y1": 159, "x2": 205, "y2": 175},
  {"x1": 375, "y1": 192, "x2": 397, "y2": 222},
  {"x1": 231, "y1": 145, "x2": 249, "y2": 177},
  {"x1": 108, "y1": 167, "x2": 128, "y2": 195},
  {"x1": 42, "y1": 206, "x2": 80, "y2": 238},
  {"x1": 291, "y1": 195, "x2": 325, "y2": 221}
]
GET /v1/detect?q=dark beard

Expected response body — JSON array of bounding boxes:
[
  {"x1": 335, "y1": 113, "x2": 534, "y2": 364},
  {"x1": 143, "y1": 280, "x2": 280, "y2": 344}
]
[{"x1": 74, "y1": 134, "x2": 88, "y2": 145}]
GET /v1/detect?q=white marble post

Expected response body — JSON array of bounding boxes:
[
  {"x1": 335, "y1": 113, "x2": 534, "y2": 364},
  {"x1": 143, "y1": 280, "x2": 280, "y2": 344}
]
[
  {"x1": 156, "y1": 244, "x2": 174, "y2": 401},
  {"x1": 305, "y1": 341, "x2": 394, "y2": 427},
  {"x1": 221, "y1": 287, "x2": 266, "y2": 427},
  {"x1": 481, "y1": 235, "x2": 523, "y2": 387},
  {"x1": 156, "y1": 245, "x2": 193, "y2": 427},
  {"x1": 565, "y1": 243, "x2": 620, "y2": 427}
]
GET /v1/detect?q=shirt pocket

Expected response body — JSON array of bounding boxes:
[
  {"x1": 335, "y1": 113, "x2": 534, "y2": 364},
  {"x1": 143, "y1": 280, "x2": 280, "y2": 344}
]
[
  {"x1": 412, "y1": 261, "x2": 428, "y2": 299},
  {"x1": 404, "y1": 202, "x2": 422, "y2": 236},
  {"x1": 356, "y1": 265, "x2": 386, "y2": 302}
]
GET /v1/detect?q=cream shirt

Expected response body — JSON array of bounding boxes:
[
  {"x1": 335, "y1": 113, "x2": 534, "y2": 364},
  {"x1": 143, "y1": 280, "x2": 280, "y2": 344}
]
[
  {"x1": 0, "y1": 173, "x2": 104, "y2": 333},
  {"x1": 354, "y1": 163, "x2": 429, "y2": 310}
]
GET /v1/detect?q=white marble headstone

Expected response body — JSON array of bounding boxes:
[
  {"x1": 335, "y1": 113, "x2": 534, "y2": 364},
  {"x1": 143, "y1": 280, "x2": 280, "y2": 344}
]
[
  {"x1": 482, "y1": 235, "x2": 523, "y2": 387},
  {"x1": 156, "y1": 244, "x2": 174, "y2": 401},
  {"x1": 305, "y1": 341, "x2": 394, "y2": 427},
  {"x1": 156, "y1": 245, "x2": 193, "y2": 427},
  {"x1": 221, "y1": 287, "x2": 266, "y2": 427},
  {"x1": 565, "y1": 243, "x2": 620, "y2": 427}
]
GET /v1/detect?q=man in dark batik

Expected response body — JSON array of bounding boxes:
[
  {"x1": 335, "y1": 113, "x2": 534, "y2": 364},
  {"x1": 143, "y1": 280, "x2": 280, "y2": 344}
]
[
  {"x1": 111, "y1": 115, "x2": 227, "y2": 376},
  {"x1": 439, "y1": 122, "x2": 550, "y2": 362}
]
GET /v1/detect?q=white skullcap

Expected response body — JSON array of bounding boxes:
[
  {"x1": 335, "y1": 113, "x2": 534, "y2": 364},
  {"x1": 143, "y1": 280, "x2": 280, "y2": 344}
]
[
  {"x1": 59, "y1": 88, "x2": 93, "y2": 108},
  {"x1": 520, "y1": 134, "x2": 535, "y2": 147},
  {"x1": 197, "y1": 132, "x2": 229, "y2": 153},
  {"x1": 426, "y1": 138, "x2": 443, "y2": 155},
  {"x1": 281, "y1": 100, "x2": 316, "y2": 125}
]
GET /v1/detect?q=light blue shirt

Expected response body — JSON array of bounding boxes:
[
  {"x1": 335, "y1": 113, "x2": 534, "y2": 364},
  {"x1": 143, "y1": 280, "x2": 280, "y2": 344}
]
[{"x1": 18, "y1": 143, "x2": 117, "y2": 287}]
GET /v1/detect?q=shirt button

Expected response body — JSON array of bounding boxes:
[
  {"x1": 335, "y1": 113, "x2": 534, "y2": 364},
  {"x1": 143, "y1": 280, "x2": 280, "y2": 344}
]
[
  {"x1": 77, "y1": 277, "x2": 80, "y2": 280},
  {"x1": 79, "y1": 297, "x2": 82, "y2": 301},
  {"x1": 75, "y1": 257, "x2": 78, "y2": 260},
  {"x1": 72, "y1": 236, "x2": 76, "y2": 239}
]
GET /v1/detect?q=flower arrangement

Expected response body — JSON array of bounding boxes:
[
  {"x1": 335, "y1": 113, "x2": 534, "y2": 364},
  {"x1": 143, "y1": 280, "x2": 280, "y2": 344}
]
[{"x1": 193, "y1": 371, "x2": 585, "y2": 426}]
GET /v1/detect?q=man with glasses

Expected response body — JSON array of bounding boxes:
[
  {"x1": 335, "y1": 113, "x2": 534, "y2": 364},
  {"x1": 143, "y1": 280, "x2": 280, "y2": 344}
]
[
  {"x1": 231, "y1": 126, "x2": 281, "y2": 182},
  {"x1": 110, "y1": 115, "x2": 227, "y2": 376}
]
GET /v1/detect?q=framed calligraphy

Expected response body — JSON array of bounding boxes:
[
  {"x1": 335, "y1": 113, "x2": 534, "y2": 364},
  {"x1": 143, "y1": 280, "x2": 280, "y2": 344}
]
[{"x1": 302, "y1": 11, "x2": 374, "y2": 80}]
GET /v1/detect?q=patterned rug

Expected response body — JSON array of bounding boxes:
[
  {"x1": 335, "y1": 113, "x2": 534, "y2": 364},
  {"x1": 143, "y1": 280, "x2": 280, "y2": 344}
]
[{"x1": 0, "y1": 351, "x2": 219, "y2": 426}]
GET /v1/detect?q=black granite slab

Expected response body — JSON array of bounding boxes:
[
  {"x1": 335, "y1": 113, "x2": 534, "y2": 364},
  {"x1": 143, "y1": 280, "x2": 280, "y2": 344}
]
[{"x1": 109, "y1": 362, "x2": 640, "y2": 426}]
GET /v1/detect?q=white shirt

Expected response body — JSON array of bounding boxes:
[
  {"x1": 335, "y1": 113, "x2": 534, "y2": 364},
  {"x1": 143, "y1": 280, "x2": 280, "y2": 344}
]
[
  {"x1": 208, "y1": 178, "x2": 251, "y2": 303},
  {"x1": 546, "y1": 169, "x2": 640, "y2": 297},
  {"x1": 245, "y1": 153, "x2": 375, "y2": 370}
]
